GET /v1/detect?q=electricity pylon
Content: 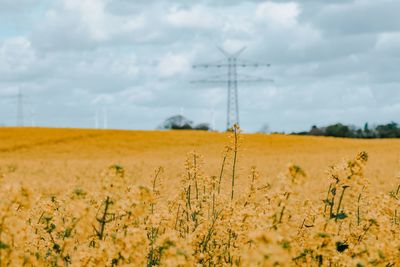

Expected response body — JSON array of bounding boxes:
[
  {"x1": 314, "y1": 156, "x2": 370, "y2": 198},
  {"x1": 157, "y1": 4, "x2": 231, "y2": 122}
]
[
  {"x1": 2, "y1": 88, "x2": 33, "y2": 127},
  {"x1": 192, "y1": 47, "x2": 272, "y2": 130}
]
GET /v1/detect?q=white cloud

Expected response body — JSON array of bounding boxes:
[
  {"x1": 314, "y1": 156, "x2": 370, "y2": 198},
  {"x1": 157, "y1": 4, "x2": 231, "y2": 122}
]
[
  {"x1": 119, "y1": 87, "x2": 155, "y2": 104},
  {"x1": 256, "y1": 1, "x2": 300, "y2": 28},
  {"x1": 1, "y1": 0, "x2": 400, "y2": 131},
  {"x1": 375, "y1": 32, "x2": 400, "y2": 54},
  {"x1": 166, "y1": 5, "x2": 219, "y2": 29},
  {"x1": 157, "y1": 52, "x2": 191, "y2": 77},
  {"x1": 31, "y1": 0, "x2": 148, "y2": 50},
  {"x1": 63, "y1": 0, "x2": 107, "y2": 39},
  {"x1": 0, "y1": 0, "x2": 39, "y2": 13},
  {"x1": 0, "y1": 37, "x2": 37, "y2": 77},
  {"x1": 92, "y1": 94, "x2": 115, "y2": 105},
  {"x1": 75, "y1": 52, "x2": 140, "y2": 77},
  {"x1": 221, "y1": 39, "x2": 248, "y2": 53}
]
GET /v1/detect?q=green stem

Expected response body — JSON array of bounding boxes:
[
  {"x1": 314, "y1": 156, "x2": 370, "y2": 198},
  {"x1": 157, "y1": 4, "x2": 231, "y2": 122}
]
[
  {"x1": 335, "y1": 186, "x2": 348, "y2": 222},
  {"x1": 357, "y1": 193, "x2": 362, "y2": 225},
  {"x1": 218, "y1": 151, "x2": 228, "y2": 195},
  {"x1": 100, "y1": 196, "x2": 111, "y2": 240},
  {"x1": 323, "y1": 184, "x2": 332, "y2": 217},
  {"x1": 193, "y1": 154, "x2": 199, "y2": 200},
  {"x1": 174, "y1": 204, "x2": 181, "y2": 230},
  {"x1": 151, "y1": 168, "x2": 162, "y2": 214},
  {"x1": 231, "y1": 126, "x2": 238, "y2": 201}
]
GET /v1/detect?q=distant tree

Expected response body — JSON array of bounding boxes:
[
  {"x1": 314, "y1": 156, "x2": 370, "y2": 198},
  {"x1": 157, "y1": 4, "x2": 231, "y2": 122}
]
[
  {"x1": 325, "y1": 123, "x2": 353, "y2": 138},
  {"x1": 292, "y1": 121, "x2": 400, "y2": 139},
  {"x1": 160, "y1": 115, "x2": 193, "y2": 130},
  {"x1": 364, "y1": 123, "x2": 369, "y2": 133},
  {"x1": 360, "y1": 122, "x2": 377, "y2": 138},
  {"x1": 309, "y1": 125, "x2": 324, "y2": 136},
  {"x1": 258, "y1": 124, "x2": 270, "y2": 134},
  {"x1": 293, "y1": 131, "x2": 309, "y2": 135},
  {"x1": 375, "y1": 122, "x2": 400, "y2": 138},
  {"x1": 194, "y1": 123, "x2": 211, "y2": 131},
  {"x1": 355, "y1": 128, "x2": 363, "y2": 137}
]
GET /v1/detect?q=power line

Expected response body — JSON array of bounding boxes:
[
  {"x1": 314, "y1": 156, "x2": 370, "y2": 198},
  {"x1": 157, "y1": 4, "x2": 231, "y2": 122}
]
[{"x1": 192, "y1": 46, "x2": 273, "y2": 130}]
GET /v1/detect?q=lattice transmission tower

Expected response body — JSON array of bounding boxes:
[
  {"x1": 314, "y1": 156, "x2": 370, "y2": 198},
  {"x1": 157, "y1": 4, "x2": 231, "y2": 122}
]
[{"x1": 192, "y1": 47, "x2": 272, "y2": 130}]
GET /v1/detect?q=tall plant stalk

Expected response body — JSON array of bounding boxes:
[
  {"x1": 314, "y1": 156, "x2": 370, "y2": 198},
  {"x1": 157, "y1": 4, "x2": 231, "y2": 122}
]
[{"x1": 231, "y1": 125, "x2": 239, "y2": 201}]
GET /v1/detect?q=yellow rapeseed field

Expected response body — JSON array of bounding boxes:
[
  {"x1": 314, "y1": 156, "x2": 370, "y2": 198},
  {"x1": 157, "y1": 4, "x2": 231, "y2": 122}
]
[{"x1": 1, "y1": 126, "x2": 400, "y2": 266}]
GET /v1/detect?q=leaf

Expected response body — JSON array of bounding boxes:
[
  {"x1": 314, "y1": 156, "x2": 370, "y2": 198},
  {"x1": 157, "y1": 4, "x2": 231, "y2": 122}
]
[
  {"x1": 0, "y1": 241, "x2": 9, "y2": 249},
  {"x1": 331, "y1": 188, "x2": 336, "y2": 196},
  {"x1": 336, "y1": 241, "x2": 349, "y2": 252},
  {"x1": 317, "y1": 232, "x2": 330, "y2": 238},
  {"x1": 336, "y1": 212, "x2": 348, "y2": 220},
  {"x1": 53, "y1": 243, "x2": 61, "y2": 253}
]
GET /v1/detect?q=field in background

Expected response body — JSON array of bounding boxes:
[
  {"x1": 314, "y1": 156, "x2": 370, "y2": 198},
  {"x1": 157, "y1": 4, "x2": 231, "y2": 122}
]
[
  {"x1": 1, "y1": 127, "x2": 400, "y2": 265},
  {"x1": 1, "y1": 127, "x2": 399, "y2": 193}
]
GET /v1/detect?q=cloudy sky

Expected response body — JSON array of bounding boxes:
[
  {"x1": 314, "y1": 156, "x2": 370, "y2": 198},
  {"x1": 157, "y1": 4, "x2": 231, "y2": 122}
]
[{"x1": 0, "y1": 0, "x2": 399, "y2": 132}]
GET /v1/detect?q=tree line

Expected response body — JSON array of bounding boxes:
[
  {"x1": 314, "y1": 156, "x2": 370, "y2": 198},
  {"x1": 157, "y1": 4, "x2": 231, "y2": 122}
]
[
  {"x1": 159, "y1": 115, "x2": 400, "y2": 139},
  {"x1": 158, "y1": 115, "x2": 211, "y2": 131},
  {"x1": 292, "y1": 122, "x2": 400, "y2": 138}
]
